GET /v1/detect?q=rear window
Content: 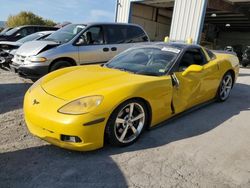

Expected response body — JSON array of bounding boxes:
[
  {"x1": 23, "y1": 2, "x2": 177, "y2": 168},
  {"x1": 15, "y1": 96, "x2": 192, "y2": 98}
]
[
  {"x1": 205, "y1": 48, "x2": 216, "y2": 60},
  {"x1": 105, "y1": 25, "x2": 148, "y2": 44}
]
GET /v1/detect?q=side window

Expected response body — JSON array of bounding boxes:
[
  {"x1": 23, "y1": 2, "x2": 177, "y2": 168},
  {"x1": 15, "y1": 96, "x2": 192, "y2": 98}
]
[
  {"x1": 18, "y1": 28, "x2": 28, "y2": 37},
  {"x1": 20, "y1": 27, "x2": 35, "y2": 37},
  {"x1": 178, "y1": 48, "x2": 207, "y2": 72},
  {"x1": 106, "y1": 25, "x2": 126, "y2": 44},
  {"x1": 126, "y1": 26, "x2": 149, "y2": 43},
  {"x1": 205, "y1": 48, "x2": 216, "y2": 60},
  {"x1": 77, "y1": 26, "x2": 104, "y2": 45},
  {"x1": 105, "y1": 25, "x2": 149, "y2": 44}
]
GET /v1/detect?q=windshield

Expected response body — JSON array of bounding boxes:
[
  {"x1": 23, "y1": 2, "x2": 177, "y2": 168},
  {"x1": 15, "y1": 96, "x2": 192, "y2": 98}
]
[
  {"x1": 17, "y1": 33, "x2": 43, "y2": 43},
  {"x1": 5, "y1": 27, "x2": 19, "y2": 36},
  {"x1": 106, "y1": 47, "x2": 180, "y2": 76},
  {"x1": 44, "y1": 24, "x2": 85, "y2": 43},
  {"x1": 0, "y1": 28, "x2": 12, "y2": 35}
]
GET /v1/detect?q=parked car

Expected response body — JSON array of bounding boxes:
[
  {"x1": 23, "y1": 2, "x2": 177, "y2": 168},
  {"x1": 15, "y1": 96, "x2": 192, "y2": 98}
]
[
  {"x1": 0, "y1": 25, "x2": 58, "y2": 42},
  {"x1": 0, "y1": 31, "x2": 55, "y2": 68},
  {"x1": 241, "y1": 46, "x2": 250, "y2": 67},
  {"x1": 24, "y1": 42, "x2": 239, "y2": 151},
  {"x1": 11, "y1": 23, "x2": 149, "y2": 79},
  {"x1": 0, "y1": 27, "x2": 13, "y2": 35}
]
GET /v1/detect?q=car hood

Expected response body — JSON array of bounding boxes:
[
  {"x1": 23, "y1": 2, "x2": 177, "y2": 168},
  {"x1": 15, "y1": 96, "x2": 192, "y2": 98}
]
[
  {"x1": 41, "y1": 65, "x2": 157, "y2": 101},
  {"x1": 16, "y1": 40, "x2": 60, "y2": 56},
  {"x1": 0, "y1": 41, "x2": 22, "y2": 49}
]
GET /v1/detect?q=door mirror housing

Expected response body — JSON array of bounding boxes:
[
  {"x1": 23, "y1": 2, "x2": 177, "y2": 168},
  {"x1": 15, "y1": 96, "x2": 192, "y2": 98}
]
[
  {"x1": 75, "y1": 37, "x2": 86, "y2": 46},
  {"x1": 182, "y1": 65, "x2": 203, "y2": 76},
  {"x1": 15, "y1": 33, "x2": 21, "y2": 37}
]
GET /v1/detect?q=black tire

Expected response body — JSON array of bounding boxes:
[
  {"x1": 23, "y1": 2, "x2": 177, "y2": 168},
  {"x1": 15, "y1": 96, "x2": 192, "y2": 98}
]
[
  {"x1": 49, "y1": 61, "x2": 72, "y2": 72},
  {"x1": 105, "y1": 99, "x2": 149, "y2": 147},
  {"x1": 216, "y1": 72, "x2": 233, "y2": 102},
  {"x1": 242, "y1": 61, "x2": 248, "y2": 67}
]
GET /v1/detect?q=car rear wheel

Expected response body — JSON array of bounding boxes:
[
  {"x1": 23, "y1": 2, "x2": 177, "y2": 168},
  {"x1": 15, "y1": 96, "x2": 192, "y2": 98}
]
[
  {"x1": 50, "y1": 61, "x2": 72, "y2": 72},
  {"x1": 106, "y1": 99, "x2": 149, "y2": 147},
  {"x1": 217, "y1": 72, "x2": 233, "y2": 102}
]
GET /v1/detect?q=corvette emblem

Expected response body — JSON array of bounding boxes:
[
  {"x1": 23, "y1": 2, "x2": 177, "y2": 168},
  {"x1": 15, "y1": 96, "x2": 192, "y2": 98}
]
[{"x1": 33, "y1": 99, "x2": 40, "y2": 105}]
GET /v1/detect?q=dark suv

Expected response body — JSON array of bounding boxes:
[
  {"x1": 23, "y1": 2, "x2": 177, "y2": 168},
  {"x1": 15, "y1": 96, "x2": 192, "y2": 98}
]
[{"x1": 0, "y1": 25, "x2": 58, "y2": 42}]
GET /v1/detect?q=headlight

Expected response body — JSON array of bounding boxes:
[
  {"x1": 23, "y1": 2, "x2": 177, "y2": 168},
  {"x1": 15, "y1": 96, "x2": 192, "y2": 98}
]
[
  {"x1": 58, "y1": 96, "x2": 103, "y2": 115},
  {"x1": 26, "y1": 56, "x2": 47, "y2": 63}
]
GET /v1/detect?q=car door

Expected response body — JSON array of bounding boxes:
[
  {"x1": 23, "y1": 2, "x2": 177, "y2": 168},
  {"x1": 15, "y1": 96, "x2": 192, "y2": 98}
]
[
  {"x1": 199, "y1": 48, "x2": 221, "y2": 101},
  {"x1": 171, "y1": 47, "x2": 216, "y2": 114},
  {"x1": 103, "y1": 25, "x2": 131, "y2": 60},
  {"x1": 76, "y1": 26, "x2": 111, "y2": 65}
]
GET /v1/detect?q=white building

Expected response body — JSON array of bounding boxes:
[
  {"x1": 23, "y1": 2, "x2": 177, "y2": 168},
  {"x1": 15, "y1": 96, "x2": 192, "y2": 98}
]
[{"x1": 115, "y1": 0, "x2": 250, "y2": 50}]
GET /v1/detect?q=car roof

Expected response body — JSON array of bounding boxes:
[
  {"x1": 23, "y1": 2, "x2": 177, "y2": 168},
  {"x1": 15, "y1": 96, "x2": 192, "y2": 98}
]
[
  {"x1": 132, "y1": 42, "x2": 201, "y2": 51},
  {"x1": 87, "y1": 22, "x2": 142, "y2": 27},
  {"x1": 70, "y1": 22, "x2": 143, "y2": 28},
  {"x1": 16, "y1": 25, "x2": 56, "y2": 28}
]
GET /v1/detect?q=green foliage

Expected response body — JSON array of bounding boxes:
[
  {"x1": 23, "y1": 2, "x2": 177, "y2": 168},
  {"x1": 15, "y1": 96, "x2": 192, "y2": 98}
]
[{"x1": 6, "y1": 11, "x2": 56, "y2": 27}]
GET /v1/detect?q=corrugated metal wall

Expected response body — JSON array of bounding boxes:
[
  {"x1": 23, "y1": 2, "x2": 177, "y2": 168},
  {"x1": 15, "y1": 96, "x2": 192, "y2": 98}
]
[
  {"x1": 169, "y1": 0, "x2": 207, "y2": 44},
  {"x1": 115, "y1": 0, "x2": 131, "y2": 23},
  {"x1": 116, "y1": 0, "x2": 208, "y2": 44}
]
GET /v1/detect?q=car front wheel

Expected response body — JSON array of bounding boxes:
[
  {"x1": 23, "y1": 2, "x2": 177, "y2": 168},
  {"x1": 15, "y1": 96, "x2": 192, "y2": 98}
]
[{"x1": 106, "y1": 99, "x2": 149, "y2": 147}]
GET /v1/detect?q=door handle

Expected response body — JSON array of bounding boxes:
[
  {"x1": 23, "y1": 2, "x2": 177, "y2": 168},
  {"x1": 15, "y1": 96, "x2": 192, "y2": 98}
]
[
  {"x1": 111, "y1": 47, "x2": 117, "y2": 51},
  {"x1": 103, "y1": 48, "x2": 109, "y2": 52}
]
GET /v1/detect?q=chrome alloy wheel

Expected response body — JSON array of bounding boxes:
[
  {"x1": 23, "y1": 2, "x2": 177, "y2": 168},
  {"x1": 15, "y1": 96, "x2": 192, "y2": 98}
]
[
  {"x1": 114, "y1": 102, "x2": 145, "y2": 144},
  {"x1": 220, "y1": 74, "x2": 233, "y2": 101}
]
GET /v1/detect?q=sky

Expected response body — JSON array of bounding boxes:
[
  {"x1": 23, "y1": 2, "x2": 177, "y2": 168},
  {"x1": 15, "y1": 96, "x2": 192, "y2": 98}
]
[{"x1": 0, "y1": 0, "x2": 116, "y2": 23}]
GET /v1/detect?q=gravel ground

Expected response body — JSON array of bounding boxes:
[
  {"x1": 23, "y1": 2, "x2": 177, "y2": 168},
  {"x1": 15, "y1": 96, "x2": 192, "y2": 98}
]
[{"x1": 0, "y1": 68, "x2": 250, "y2": 188}]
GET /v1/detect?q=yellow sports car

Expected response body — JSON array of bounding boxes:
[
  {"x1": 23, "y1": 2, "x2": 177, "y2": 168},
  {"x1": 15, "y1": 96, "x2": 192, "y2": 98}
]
[{"x1": 24, "y1": 43, "x2": 239, "y2": 151}]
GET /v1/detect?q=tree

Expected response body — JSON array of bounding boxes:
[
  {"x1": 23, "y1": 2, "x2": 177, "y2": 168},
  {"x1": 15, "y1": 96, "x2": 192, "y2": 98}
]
[{"x1": 6, "y1": 11, "x2": 56, "y2": 27}]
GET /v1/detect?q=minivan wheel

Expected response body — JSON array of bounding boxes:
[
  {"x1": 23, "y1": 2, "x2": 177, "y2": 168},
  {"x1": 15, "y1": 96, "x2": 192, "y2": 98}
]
[
  {"x1": 50, "y1": 61, "x2": 72, "y2": 72},
  {"x1": 106, "y1": 99, "x2": 149, "y2": 147},
  {"x1": 216, "y1": 72, "x2": 233, "y2": 102}
]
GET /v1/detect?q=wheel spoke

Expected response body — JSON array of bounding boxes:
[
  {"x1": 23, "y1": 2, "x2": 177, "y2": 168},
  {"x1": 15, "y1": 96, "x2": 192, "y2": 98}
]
[
  {"x1": 220, "y1": 89, "x2": 225, "y2": 96},
  {"x1": 130, "y1": 125, "x2": 138, "y2": 135},
  {"x1": 131, "y1": 113, "x2": 144, "y2": 122},
  {"x1": 116, "y1": 118, "x2": 125, "y2": 124},
  {"x1": 120, "y1": 125, "x2": 129, "y2": 141},
  {"x1": 129, "y1": 103, "x2": 134, "y2": 117}
]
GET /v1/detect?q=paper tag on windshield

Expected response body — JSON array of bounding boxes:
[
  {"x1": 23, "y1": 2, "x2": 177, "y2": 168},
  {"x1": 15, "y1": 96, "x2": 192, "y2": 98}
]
[{"x1": 161, "y1": 47, "x2": 180, "y2": 54}]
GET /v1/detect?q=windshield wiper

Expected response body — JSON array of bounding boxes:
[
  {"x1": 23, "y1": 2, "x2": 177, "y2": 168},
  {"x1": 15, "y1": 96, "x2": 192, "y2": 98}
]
[{"x1": 43, "y1": 38, "x2": 61, "y2": 43}]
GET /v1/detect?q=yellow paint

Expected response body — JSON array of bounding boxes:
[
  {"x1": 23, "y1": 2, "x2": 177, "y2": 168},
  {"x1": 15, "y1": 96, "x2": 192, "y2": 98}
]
[{"x1": 24, "y1": 48, "x2": 239, "y2": 151}]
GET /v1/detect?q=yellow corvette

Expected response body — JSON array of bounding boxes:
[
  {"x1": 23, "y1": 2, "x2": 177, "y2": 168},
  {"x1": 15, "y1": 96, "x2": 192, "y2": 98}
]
[{"x1": 24, "y1": 43, "x2": 239, "y2": 151}]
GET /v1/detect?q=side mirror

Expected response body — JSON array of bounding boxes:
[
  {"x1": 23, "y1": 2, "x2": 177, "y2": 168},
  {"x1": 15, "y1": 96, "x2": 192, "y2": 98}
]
[
  {"x1": 15, "y1": 33, "x2": 21, "y2": 37},
  {"x1": 182, "y1": 65, "x2": 203, "y2": 76},
  {"x1": 75, "y1": 38, "x2": 85, "y2": 45}
]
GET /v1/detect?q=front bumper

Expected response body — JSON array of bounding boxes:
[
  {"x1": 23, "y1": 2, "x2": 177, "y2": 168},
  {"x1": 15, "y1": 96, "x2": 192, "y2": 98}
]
[
  {"x1": 24, "y1": 86, "x2": 108, "y2": 151},
  {"x1": 10, "y1": 62, "x2": 49, "y2": 79}
]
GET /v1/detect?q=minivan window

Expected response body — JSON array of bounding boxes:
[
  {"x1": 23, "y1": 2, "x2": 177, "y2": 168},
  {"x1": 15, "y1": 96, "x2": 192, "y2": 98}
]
[
  {"x1": 45, "y1": 24, "x2": 85, "y2": 44},
  {"x1": 77, "y1": 26, "x2": 104, "y2": 45},
  {"x1": 106, "y1": 25, "x2": 148, "y2": 44},
  {"x1": 126, "y1": 26, "x2": 149, "y2": 43}
]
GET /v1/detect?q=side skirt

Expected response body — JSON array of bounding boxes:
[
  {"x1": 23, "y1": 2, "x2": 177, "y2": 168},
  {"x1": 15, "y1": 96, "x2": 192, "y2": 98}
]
[{"x1": 149, "y1": 99, "x2": 216, "y2": 130}]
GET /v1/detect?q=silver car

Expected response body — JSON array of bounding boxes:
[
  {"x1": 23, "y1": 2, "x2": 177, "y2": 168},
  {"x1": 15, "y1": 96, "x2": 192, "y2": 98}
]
[
  {"x1": 11, "y1": 23, "x2": 149, "y2": 79},
  {"x1": 0, "y1": 31, "x2": 54, "y2": 68}
]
